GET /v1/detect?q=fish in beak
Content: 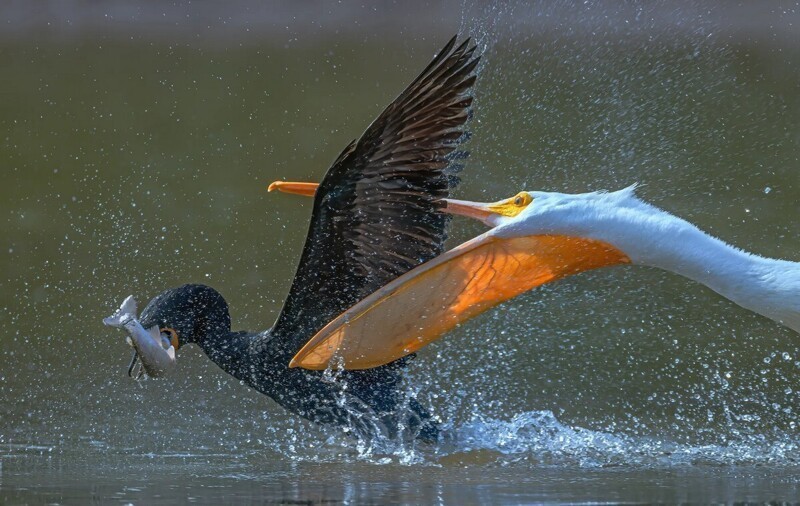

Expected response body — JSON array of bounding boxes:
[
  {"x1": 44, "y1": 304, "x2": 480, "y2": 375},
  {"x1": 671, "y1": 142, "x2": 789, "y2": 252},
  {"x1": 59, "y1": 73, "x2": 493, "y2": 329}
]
[{"x1": 103, "y1": 295, "x2": 177, "y2": 378}]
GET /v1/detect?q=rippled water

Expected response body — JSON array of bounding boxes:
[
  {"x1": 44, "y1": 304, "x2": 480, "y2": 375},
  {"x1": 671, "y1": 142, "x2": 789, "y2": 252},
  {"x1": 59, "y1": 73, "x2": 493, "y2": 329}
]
[{"x1": 2, "y1": 1, "x2": 799, "y2": 503}]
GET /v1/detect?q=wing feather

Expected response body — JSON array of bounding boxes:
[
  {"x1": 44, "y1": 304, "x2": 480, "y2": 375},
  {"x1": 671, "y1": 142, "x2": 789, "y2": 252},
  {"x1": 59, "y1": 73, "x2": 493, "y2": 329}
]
[{"x1": 269, "y1": 36, "x2": 480, "y2": 353}]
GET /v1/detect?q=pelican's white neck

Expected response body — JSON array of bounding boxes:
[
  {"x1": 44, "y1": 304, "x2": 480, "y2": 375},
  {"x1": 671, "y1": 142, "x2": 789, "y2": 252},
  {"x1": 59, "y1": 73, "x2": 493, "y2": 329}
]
[
  {"x1": 512, "y1": 188, "x2": 800, "y2": 333},
  {"x1": 610, "y1": 209, "x2": 775, "y2": 311}
]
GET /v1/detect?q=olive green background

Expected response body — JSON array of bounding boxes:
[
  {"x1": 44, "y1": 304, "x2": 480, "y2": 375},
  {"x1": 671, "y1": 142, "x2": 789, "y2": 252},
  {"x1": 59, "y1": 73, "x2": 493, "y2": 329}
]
[{"x1": 1, "y1": 1, "x2": 799, "y2": 503}]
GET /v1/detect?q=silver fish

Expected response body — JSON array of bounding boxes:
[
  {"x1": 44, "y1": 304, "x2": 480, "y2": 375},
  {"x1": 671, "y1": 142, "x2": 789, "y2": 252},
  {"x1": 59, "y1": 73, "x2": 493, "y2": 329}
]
[{"x1": 103, "y1": 295, "x2": 177, "y2": 378}]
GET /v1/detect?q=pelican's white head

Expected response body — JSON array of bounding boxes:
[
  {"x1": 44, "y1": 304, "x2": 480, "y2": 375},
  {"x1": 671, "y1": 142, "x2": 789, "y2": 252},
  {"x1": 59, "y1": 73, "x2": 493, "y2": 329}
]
[{"x1": 443, "y1": 185, "x2": 646, "y2": 239}]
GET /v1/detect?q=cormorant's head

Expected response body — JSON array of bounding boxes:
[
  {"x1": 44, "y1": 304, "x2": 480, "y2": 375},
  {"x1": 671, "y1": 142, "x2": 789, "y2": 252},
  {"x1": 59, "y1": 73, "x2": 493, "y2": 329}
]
[{"x1": 139, "y1": 284, "x2": 231, "y2": 349}]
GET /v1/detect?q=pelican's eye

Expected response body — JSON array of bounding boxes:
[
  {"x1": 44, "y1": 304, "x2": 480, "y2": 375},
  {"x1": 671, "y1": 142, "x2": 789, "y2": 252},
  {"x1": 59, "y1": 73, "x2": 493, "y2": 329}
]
[
  {"x1": 513, "y1": 192, "x2": 533, "y2": 207},
  {"x1": 488, "y1": 192, "x2": 533, "y2": 217}
]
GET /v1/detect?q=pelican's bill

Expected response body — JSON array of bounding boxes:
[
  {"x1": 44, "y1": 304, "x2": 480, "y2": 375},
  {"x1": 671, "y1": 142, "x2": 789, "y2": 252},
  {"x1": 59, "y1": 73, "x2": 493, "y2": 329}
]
[{"x1": 290, "y1": 233, "x2": 630, "y2": 370}]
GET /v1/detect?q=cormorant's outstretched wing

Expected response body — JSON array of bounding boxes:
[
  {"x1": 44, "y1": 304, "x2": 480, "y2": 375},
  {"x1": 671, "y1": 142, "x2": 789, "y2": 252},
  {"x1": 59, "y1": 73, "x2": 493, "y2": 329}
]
[{"x1": 271, "y1": 36, "x2": 480, "y2": 352}]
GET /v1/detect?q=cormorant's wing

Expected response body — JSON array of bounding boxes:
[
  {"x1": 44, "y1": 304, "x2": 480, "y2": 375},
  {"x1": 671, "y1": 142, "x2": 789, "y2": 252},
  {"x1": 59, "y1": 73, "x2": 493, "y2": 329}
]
[{"x1": 270, "y1": 36, "x2": 479, "y2": 353}]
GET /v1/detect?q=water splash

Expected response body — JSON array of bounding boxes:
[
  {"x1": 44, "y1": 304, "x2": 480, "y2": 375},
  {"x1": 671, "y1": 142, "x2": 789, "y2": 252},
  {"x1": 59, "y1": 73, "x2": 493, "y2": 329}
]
[
  {"x1": 435, "y1": 409, "x2": 800, "y2": 468},
  {"x1": 441, "y1": 410, "x2": 629, "y2": 466},
  {"x1": 249, "y1": 383, "x2": 800, "y2": 469}
]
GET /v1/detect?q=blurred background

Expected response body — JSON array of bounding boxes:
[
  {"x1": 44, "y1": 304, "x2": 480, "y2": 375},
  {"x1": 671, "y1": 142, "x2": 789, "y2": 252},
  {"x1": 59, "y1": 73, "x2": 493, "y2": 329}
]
[{"x1": 1, "y1": 1, "x2": 799, "y2": 503}]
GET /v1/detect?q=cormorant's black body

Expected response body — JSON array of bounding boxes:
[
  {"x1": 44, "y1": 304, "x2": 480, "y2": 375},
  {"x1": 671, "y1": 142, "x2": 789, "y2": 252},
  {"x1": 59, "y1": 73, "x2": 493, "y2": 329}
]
[
  {"x1": 142, "y1": 283, "x2": 435, "y2": 439},
  {"x1": 139, "y1": 36, "x2": 479, "y2": 441}
]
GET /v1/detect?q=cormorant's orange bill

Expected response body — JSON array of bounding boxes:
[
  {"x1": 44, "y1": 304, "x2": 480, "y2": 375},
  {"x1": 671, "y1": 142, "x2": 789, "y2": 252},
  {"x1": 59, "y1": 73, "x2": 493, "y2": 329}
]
[
  {"x1": 267, "y1": 181, "x2": 319, "y2": 197},
  {"x1": 290, "y1": 232, "x2": 630, "y2": 370}
]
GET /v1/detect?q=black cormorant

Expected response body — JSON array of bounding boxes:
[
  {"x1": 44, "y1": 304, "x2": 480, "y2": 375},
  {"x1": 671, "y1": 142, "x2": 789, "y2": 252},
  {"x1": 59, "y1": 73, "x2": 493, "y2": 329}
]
[{"x1": 136, "y1": 36, "x2": 479, "y2": 441}]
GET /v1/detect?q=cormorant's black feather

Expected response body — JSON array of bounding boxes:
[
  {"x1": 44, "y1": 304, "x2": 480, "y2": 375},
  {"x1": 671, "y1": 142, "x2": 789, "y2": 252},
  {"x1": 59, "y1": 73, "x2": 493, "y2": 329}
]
[
  {"x1": 139, "y1": 37, "x2": 480, "y2": 443},
  {"x1": 270, "y1": 36, "x2": 479, "y2": 351}
]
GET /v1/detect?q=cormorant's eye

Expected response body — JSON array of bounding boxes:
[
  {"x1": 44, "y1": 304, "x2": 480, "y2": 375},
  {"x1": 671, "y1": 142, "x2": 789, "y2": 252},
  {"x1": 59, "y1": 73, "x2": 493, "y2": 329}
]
[
  {"x1": 514, "y1": 196, "x2": 524, "y2": 206},
  {"x1": 160, "y1": 327, "x2": 180, "y2": 350}
]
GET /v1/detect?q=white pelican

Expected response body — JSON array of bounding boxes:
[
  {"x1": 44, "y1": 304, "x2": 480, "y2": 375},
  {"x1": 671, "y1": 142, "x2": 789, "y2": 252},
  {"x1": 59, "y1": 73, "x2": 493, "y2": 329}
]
[{"x1": 274, "y1": 184, "x2": 800, "y2": 370}]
